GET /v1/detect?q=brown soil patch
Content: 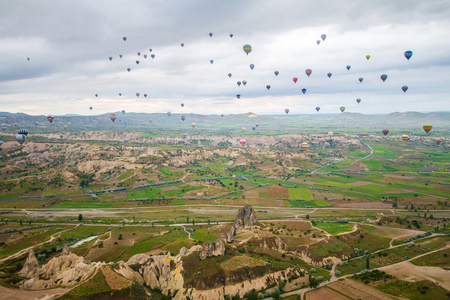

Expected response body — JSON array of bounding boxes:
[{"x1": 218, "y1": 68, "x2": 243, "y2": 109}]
[
  {"x1": 248, "y1": 199, "x2": 286, "y2": 207},
  {"x1": 383, "y1": 189, "x2": 408, "y2": 194},
  {"x1": 335, "y1": 201, "x2": 392, "y2": 209},
  {"x1": 0, "y1": 285, "x2": 68, "y2": 300},
  {"x1": 328, "y1": 278, "x2": 401, "y2": 300},
  {"x1": 160, "y1": 186, "x2": 178, "y2": 191},
  {"x1": 145, "y1": 249, "x2": 167, "y2": 256},
  {"x1": 345, "y1": 161, "x2": 368, "y2": 172},
  {"x1": 305, "y1": 286, "x2": 349, "y2": 300},
  {"x1": 102, "y1": 266, "x2": 132, "y2": 290},
  {"x1": 267, "y1": 185, "x2": 289, "y2": 198},
  {"x1": 270, "y1": 221, "x2": 311, "y2": 231},
  {"x1": 421, "y1": 165, "x2": 438, "y2": 171},
  {"x1": 384, "y1": 173, "x2": 416, "y2": 180},
  {"x1": 381, "y1": 261, "x2": 450, "y2": 291},
  {"x1": 347, "y1": 181, "x2": 372, "y2": 186}
]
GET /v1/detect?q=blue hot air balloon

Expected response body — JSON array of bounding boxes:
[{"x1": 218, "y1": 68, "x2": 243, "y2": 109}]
[
  {"x1": 124, "y1": 139, "x2": 129, "y2": 143},
  {"x1": 228, "y1": 73, "x2": 232, "y2": 78},
  {"x1": 237, "y1": 81, "x2": 241, "y2": 86},
  {"x1": 149, "y1": 49, "x2": 152, "y2": 52},
  {"x1": 119, "y1": 54, "x2": 123, "y2": 58},
  {"x1": 136, "y1": 60, "x2": 140, "y2": 65},
  {"x1": 236, "y1": 94, "x2": 241, "y2": 99},
  {"x1": 380, "y1": 74, "x2": 388, "y2": 82},
  {"x1": 316, "y1": 107, "x2": 320, "y2": 112},
  {"x1": 266, "y1": 85, "x2": 271, "y2": 90},
  {"x1": 209, "y1": 32, "x2": 213, "y2": 37},
  {"x1": 274, "y1": 71, "x2": 279, "y2": 76},
  {"x1": 127, "y1": 68, "x2": 131, "y2": 72},
  {"x1": 95, "y1": 94, "x2": 98, "y2": 97},
  {"x1": 316, "y1": 40, "x2": 320, "y2": 45},
  {"x1": 109, "y1": 57, "x2": 113, "y2": 61},
  {"x1": 250, "y1": 64, "x2": 255, "y2": 70},
  {"x1": 359, "y1": 77, "x2": 363, "y2": 83},
  {"x1": 356, "y1": 98, "x2": 361, "y2": 103},
  {"x1": 327, "y1": 72, "x2": 332, "y2": 78},
  {"x1": 137, "y1": 52, "x2": 141, "y2": 56},
  {"x1": 181, "y1": 116, "x2": 185, "y2": 121},
  {"x1": 210, "y1": 60, "x2": 214, "y2": 64},
  {"x1": 346, "y1": 65, "x2": 351, "y2": 70},
  {"x1": 402, "y1": 86, "x2": 408, "y2": 92},
  {"x1": 119, "y1": 93, "x2": 122, "y2": 96},
  {"x1": 321, "y1": 34, "x2": 327, "y2": 41},
  {"x1": 151, "y1": 54, "x2": 155, "y2": 59},
  {"x1": 252, "y1": 126, "x2": 256, "y2": 131},
  {"x1": 229, "y1": 34, "x2": 233, "y2": 38},
  {"x1": 302, "y1": 88, "x2": 307, "y2": 94},
  {"x1": 123, "y1": 37, "x2": 127, "y2": 41},
  {"x1": 404, "y1": 50, "x2": 413, "y2": 61}
]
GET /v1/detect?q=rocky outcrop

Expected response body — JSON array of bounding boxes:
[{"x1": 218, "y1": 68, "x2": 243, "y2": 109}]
[
  {"x1": 253, "y1": 236, "x2": 287, "y2": 253},
  {"x1": 61, "y1": 244, "x2": 70, "y2": 255},
  {"x1": 234, "y1": 203, "x2": 258, "y2": 228},
  {"x1": 19, "y1": 250, "x2": 39, "y2": 278},
  {"x1": 199, "y1": 238, "x2": 226, "y2": 260},
  {"x1": 221, "y1": 225, "x2": 235, "y2": 243}
]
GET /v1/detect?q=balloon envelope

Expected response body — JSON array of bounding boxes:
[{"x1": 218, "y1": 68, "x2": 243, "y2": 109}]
[
  {"x1": 436, "y1": 139, "x2": 442, "y2": 145},
  {"x1": 181, "y1": 103, "x2": 184, "y2": 107},
  {"x1": 401, "y1": 135, "x2": 409, "y2": 141},
  {"x1": 18, "y1": 129, "x2": 28, "y2": 136},
  {"x1": 316, "y1": 107, "x2": 320, "y2": 112},
  {"x1": 242, "y1": 80, "x2": 247, "y2": 86},
  {"x1": 191, "y1": 123, "x2": 196, "y2": 128},
  {"x1": 359, "y1": 77, "x2": 363, "y2": 82},
  {"x1": 252, "y1": 126, "x2": 256, "y2": 131},
  {"x1": 47, "y1": 115, "x2": 55, "y2": 123},
  {"x1": 109, "y1": 57, "x2": 113, "y2": 61},
  {"x1": 144, "y1": 94, "x2": 147, "y2": 98},
  {"x1": 321, "y1": 34, "x2": 327, "y2": 41},
  {"x1": 316, "y1": 40, "x2": 320, "y2": 45},
  {"x1": 404, "y1": 50, "x2": 413, "y2": 60},
  {"x1": 302, "y1": 88, "x2": 306, "y2": 94},
  {"x1": 402, "y1": 86, "x2": 408, "y2": 92},
  {"x1": 136, "y1": 93, "x2": 140, "y2": 97},
  {"x1": 240, "y1": 139, "x2": 246, "y2": 146},
  {"x1": 122, "y1": 110, "x2": 126, "y2": 114},
  {"x1": 109, "y1": 113, "x2": 117, "y2": 122},
  {"x1": 151, "y1": 54, "x2": 155, "y2": 59},
  {"x1": 301, "y1": 142, "x2": 308, "y2": 149},
  {"x1": 346, "y1": 65, "x2": 351, "y2": 70},
  {"x1": 229, "y1": 34, "x2": 233, "y2": 38},
  {"x1": 250, "y1": 64, "x2": 254, "y2": 70},
  {"x1": 15, "y1": 134, "x2": 26, "y2": 145},
  {"x1": 181, "y1": 116, "x2": 185, "y2": 121},
  {"x1": 237, "y1": 81, "x2": 241, "y2": 86},
  {"x1": 266, "y1": 85, "x2": 271, "y2": 90},
  {"x1": 209, "y1": 32, "x2": 213, "y2": 37},
  {"x1": 89, "y1": 107, "x2": 93, "y2": 110},
  {"x1": 381, "y1": 74, "x2": 388, "y2": 82},
  {"x1": 382, "y1": 129, "x2": 389, "y2": 136},
  {"x1": 285, "y1": 109, "x2": 289, "y2": 114},
  {"x1": 228, "y1": 73, "x2": 232, "y2": 78},
  {"x1": 423, "y1": 123, "x2": 432, "y2": 134},
  {"x1": 305, "y1": 69, "x2": 312, "y2": 77},
  {"x1": 236, "y1": 94, "x2": 241, "y2": 99},
  {"x1": 356, "y1": 98, "x2": 361, "y2": 103},
  {"x1": 149, "y1": 119, "x2": 152, "y2": 123},
  {"x1": 327, "y1": 73, "x2": 332, "y2": 78},
  {"x1": 122, "y1": 37, "x2": 127, "y2": 41},
  {"x1": 366, "y1": 55, "x2": 370, "y2": 60},
  {"x1": 340, "y1": 106, "x2": 345, "y2": 112},
  {"x1": 243, "y1": 44, "x2": 252, "y2": 55},
  {"x1": 293, "y1": 77, "x2": 298, "y2": 83},
  {"x1": 181, "y1": 43, "x2": 184, "y2": 47},
  {"x1": 167, "y1": 112, "x2": 171, "y2": 116},
  {"x1": 127, "y1": 68, "x2": 131, "y2": 72},
  {"x1": 274, "y1": 71, "x2": 279, "y2": 76},
  {"x1": 210, "y1": 60, "x2": 214, "y2": 64}
]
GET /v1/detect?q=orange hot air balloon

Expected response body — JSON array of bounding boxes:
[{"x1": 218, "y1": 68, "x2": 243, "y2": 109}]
[
  {"x1": 242, "y1": 127, "x2": 246, "y2": 132},
  {"x1": 401, "y1": 135, "x2": 409, "y2": 141},
  {"x1": 423, "y1": 124, "x2": 432, "y2": 134},
  {"x1": 191, "y1": 123, "x2": 196, "y2": 129},
  {"x1": 301, "y1": 142, "x2": 308, "y2": 150},
  {"x1": 293, "y1": 77, "x2": 298, "y2": 83}
]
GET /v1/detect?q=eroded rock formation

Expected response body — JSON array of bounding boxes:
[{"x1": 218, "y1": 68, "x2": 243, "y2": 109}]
[
  {"x1": 19, "y1": 250, "x2": 39, "y2": 278},
  {"x1": 234, "y1": 203, "x2": 258, "y2": 228},
  {"x1": 199, "y1": 237, "x2": 226, "y2": 260}
]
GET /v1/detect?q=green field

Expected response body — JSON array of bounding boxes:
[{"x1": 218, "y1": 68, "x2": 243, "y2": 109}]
[
  {"x1": 314, "y1": 222, "x2": 354, "y2": 235},
  {"x1": 53, "y1": 201, "x2": 116, "y2": 208},
  {"x1": 288, "y1": 188, "x2": 313, "y2": 200},
  {"x1": 288, "y1": 200, "x2": 330, "y2": 208}
]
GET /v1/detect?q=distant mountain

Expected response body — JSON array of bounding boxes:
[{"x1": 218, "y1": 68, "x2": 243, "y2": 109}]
[{"x1": 0, "y1": 112, "x2": 29, "y2": 116}]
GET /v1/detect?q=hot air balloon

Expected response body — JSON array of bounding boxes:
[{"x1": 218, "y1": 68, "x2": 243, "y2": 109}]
[
  {"x1": 321, "y1": 34, "x2": 327, "y2": 41},
  {"x1": 316, "y1": 40, "x2": 320, "y2": 45},
  {"x1": 144, "y1": 54, "x2": 147, "y2": 59},
  {"x1": 109, "y1": 113, "x2": 117, "y2": 122},
  {"x1": 423, "y1": 124, "x2": 432, "y2": 134},
  {"x1": 293, "y1": 77, "x2": 298, "y2": 83},
  {"x1": 404, "y1": 51, "x2": 413, "y2": 61},
  {"x1": 123, "y1": 37, "x2": 127, "y2": 41},
  {"x1": 18, "y1": 129, "x2": 28, "y2": 136},
  {"x1": 401, "y1": 135, "x2": 409, "y2": 141},
  {"x1": 402, "y1": 86, "x2": 408, "y2": 92},
  {"x1": 66, "y1": 115, "x2": 69, "y2": 119},
  {"x1": 191, "y1": 123, "x2": 196, "y2": 129},
  {"x1": 209, "y1": 32, "x2": 213, "y2": 37},
  {"x1": 149, "y1": 119, "x2": 153, "y2": 123},
  {"x1": 181, "y1": 116, "x2": 186, "y2": 121},
  {"x1": 15, "y1": 134, "x2": 26, "y2": 145},
  {"x1": 240, "y1": 139, "x2": 246, "y2": 146},
  {"x1": 230, "y1": 34, "x2": 233, "y2": 38},
  {"x1": 221, "y1": 114, "x2": 224, "y2": 117},
  {"x1": 64, "y1": 125, "x2": 67, "y2": 130},
  {"x1": 242, "y1": 80, "x2": 247, "y2": 86},
  {"x1": 242, "y1": 127, "x2": 246, "y2": 132},
  {"x1": 301, "y1": 88, "x2": 306, "y2": 94},
  {"x1": 381, "y1": 74, "x2": 388, "y2": 82},
  {"x1": 366, "y1": 55, "x2": 370, "y2": 60},
  {"x1": 119, "y1": 54, "x2": 123, "y2": 58},
  {"x1": 301, "y1": 142, "x2": 308, "y2": 150},
  {"x1": 228, "y1": 73, "x2": 232, "y2": 78},
  {"x1": 252, "y1": 126, "x2": 256, "y2": 131},
  {"x1": 181, "y1": 43, "x2": 184, "y2": 47},
  {"x1": 89, "y1": 107, "x2": 93, "y2": 110},
  {"x1": 124, "y1": 121, "x2": 127, "y2": 125},
  {"x1": 136, "y1": 60, "x2": 140, "y2": 65},
  {"x1": 137, "y1": 52, "x2": 141, "y2": 56},
  {"x1": 27, "y1": 57, "x2": 30, "y2": 61},
  {"x1": 167, "y1": 112, "x2": 171, "y2": 116},
  {"x1": 305, "y1": 69, "x2": 312, "y2": 77},
  {"x1": 127, "y1": 68, "x2": 131, "y2": 72},
  {"x1": 274, "y1": 71, "x2": 279, "y2": 76},
  {"x1": 382, "y1": 129, "x2": 389, "y2": 136},
  {"x1": 346, "y1": 65, "x2": 351, "y2": 70},
  {"x1": 255, "y1": 123, "x2": 259, "y2": 127},
  {"x1": 328, "y1": 132, "x2": 333, "y2": 136},
  {"x1": 122, "y1": 110, "x2": 126, "y2": 114},
  {"x1": 237, "y1": 81, "x2": 241, "y2": 86},
  {"x1": 236, "y1": 94, "x2": 241, "y2": 99},
  {"x1": 109, "y1": 57, "x2": 113, "y2": 61},
  {"x1": 182, "y1": 132, "x2": 187, "y2": 137},
  {"x1": 210, "y1": 60, "x2": 214, "y2": 64},
  {"x1": 340, "y1": 106, "x2": 345, "y2": 113},
  {"x1": 436, "y1": 139, "x2": 442, "y2": 145},
  {"x1": 327, "y1": 73, "x2": 332, "y2": 78},
  {"x1": 181, "y1": 103, "x2": 184, "y2": 107},
  {"x1": 119, "y1": 93, "x2": 122, "y2": 96},
  {"x1": 144, "y1": 94, "x2": 147, "y2": 98},
  {"x1": 149, "y1": 49, "x2": 152, "y2": 52},
  {"x1": 34, "y1": 122, "x2": 38, "y2": 126},
  {"x1": 250, "y1": 64, "x2": 255, "y2": 70},
  {"x1": 285, "y1": 109, "x2": 289, "y2": 114},
  {"x1": 316, "y1": 107, "x2": 320, "y2": 112},
  {"x1": 266, "y1": 85, "x2": 271, "y2": 90},
  {"x1": 151, "y1": 54, "x2": 155, "y2": 59},
  {"x1": 243, "y1": 44, "x2": 252, "y2": 55},
  {"x1": 359, "y1": 77, "x2": 363, "y2": 83},
  {"x1": 136, "y1": 92, "x2": 140, "y2": 97},
  {"x1": 356, "y1": 98, "x2": 361, "y2": 103},
  {"x1": 95, "y1": 94, "x2": 98, "y2": 97},
  {"x1": 124, "y1": 140, "x2": 129, "y2": 143},
  {"x1": 47, "y1": 115, "x2": 55, "y2": 123}
]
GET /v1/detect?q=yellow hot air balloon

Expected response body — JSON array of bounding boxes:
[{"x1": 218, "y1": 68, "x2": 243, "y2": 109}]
[
  {"x1": 366, "y1": 55, "x2": 370, "y2": 60},
  {"x1": 401, "y1": 135, "x2": 409, "y2": 141},
  {"x1": 423, "y1": 123, "x2": 432, "y2": 134},
  {"x1": 301, "y1": 142, "x2": 308, "y2": 150},
  {"x1": 191, "y1": 123, "x2": 196, "y2": 129},
  {"x1": 242, "y1": 127, "x2": 246, "y2": 132}
]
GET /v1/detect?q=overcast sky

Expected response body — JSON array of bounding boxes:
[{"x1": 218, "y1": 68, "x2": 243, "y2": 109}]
[{"x1": 1, "y1": 0, "x2": 449, "y2": 116}]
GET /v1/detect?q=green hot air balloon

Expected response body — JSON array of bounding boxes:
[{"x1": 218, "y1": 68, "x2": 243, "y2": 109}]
[
  {"x1": 340, "y1": 106, "x2": 345, "y2": 113},
  {"x1": 243, "y1": 44, "x2": 252, "y2": 55}
]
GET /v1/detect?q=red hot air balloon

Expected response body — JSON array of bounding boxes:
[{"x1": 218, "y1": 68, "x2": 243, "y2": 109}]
[
  {"x1": 136, "y1": 93, "x2": 140, "y2": 97},
  {"x1": 285, "y1": 109, "x2": 289, "y2": 114},
  {"x1": 293, "y1": 77, "x2": 298, "y2": 83},
  {"x1": 144, "y1": 94, "x2": 147, "y2": 98},
  {"x1": 239, "y1": 139, "x2": 246, "y2": 146},
  {"x1": 305, "y1": 69, "x2": 312, "y2": 77},
  {"x1": 436, "y1": 139, "x2": 442, "y2": 145},
  {"x1": 149, "y1": 119, "x2": 153, "y2": 123},
  {"x1": 109, "y1": 113, "x2": 117, "y2": 122},
  {"x1": 59, "y1": 122, "x2": 63, "y2": 126},
  {"x1": 47, "y1": 115, "x2": 55, "y2": 123},
  {"x1": 382, "y1": 129, "x2": 389, "y2": 136}
]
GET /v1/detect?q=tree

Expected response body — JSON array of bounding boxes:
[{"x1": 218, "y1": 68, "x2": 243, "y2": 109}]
[
  {"x1": 20, "y1": 219, "x2": 22, "y2": 226},
  {"x1": 187, "y1": 216, "x2": 189, "y2": 223},
  {"x1": 78, "y1": 214, "x2": 83, "y2": 221},
  {"x1": 306, "y1": 214, "x2": 310, "y2": 220},
  {"x1": 366, "y1": 255, "x2": 370, "y2": 270}
]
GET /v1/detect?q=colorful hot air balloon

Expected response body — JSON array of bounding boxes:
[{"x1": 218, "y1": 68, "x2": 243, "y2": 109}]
[
  {"x1": 293, "y1": 77, "x2": 298, "y2": 83},
  {"x1": 382, "y1": 129, "x2": 389, "y2": 136},
  {"x1": 356, "y1": 98, "x2": 361, "y2": 103},
  {"x1": 144, "y1": 54, "x2": 147, "y2": 59},
  {"x1": 182, "y1": 132, "x2": 187, "y2": 137},
  {"x1": 242, "y1": 80, "x2": 247, "y2": 86},
  {"x1": 228, "y1": 73, "x2": 232, "y2": 78},
  {"x1": 242, "y1": 127, "x2": 246, "y2": 132},
  {"x1": 229, "y1": 34, "x2": 233, "y2": 38},
  {"x1": 340, "y1": 106, "x2": 345, "y2": 113},
  {"x1": 18, "y1": 129, "x2": 28, "y2": 136},
  {"x1": 66, "y1": 115, "x2": 69, "y2": 119},
  {"x1": 359, "y1": 77, "x2": 363, "y2": 82},
  {"x1": 301, "y1": 142, "x2": 308, "y2": 150},
  {"x1": 250, "y1": 64, "x2": 255, "y2": 70},
  {"x1": 47, "y1": 115, "x2": 55, "y2": 123},
  {"x1": 327, "y1": 73, "x2": 332, "y2": 78},
  {"x1": 237, "y1": 81, "x2": 241, "y2": 86},
  {"x1": 149, "y1": 119, "x2": 153, "y2": 123},
  {"x1": 423, "y1": 124, "x2": 432, "y2": 134},
  {"x1": 305, "y1": 69, "x2": 312, "y2": 77},
  {"x1": 402, "y1": 86, "x2": 408, "y2": 92},
  {"x1": 252, "y1": 126, "x2": 256, "y2": 131},
  {"x1": 404, "y1": 50, "x2": 413, "y2": 61},
  {"x1": 401, "y1": 135, "x2": 409, "y2": 141},
  {"x1": 144, "y1": 94, "x2": 147, "y2": 98},
  {"x1": 167, "y1": 112, "x2": 171, "y2": 116},
  {"x1": 123, "y1": 37, "x2": 127, "y2": 41},
  {"x1": 181, "y1": 43, "x2": 184, "y2": 47},
  {"x1": 316, "y1": 40, "x2": 320, "y2": 45},
  {"x1": 122, "y1": 110, "x2": 126, "y2": 114},
  {"x1": 191, "y1": 123, "x2": 196, "y2": 128},
  {"x1": 58, "y1": 122, "x2": 63, "y2": 126},
  {"x1": 209, "y1": 32, "x2": 213, "y2": 37},
  {"x1": 240, "y1": 139, "x2": 246, "y2": 146},
  {"x1": 285, "y1": 109, "x2": 289, "y2": 114},
  {"x1": 181, "y1": 116, "x2": 186, "y2": 121},
  {"x1": 136, "y1": 92, "x2": 140, "y2": 97},
  {"x1": 266, "y1": 85, "x2": 271, "y2": 90},
  {"x1": 366, "y1": 55, "x2": 370, "y2": 60},
  {"x1": 109, "y1": 57, "x2": 113, "y2": 61},
  {"x1": 236, "y1": 94, "x2": 241, "y2": 99},
  {"x1": 15, "y1": 134, "x2": 26, "y2": 145},
  {"x1": 381, "y1": 74, "x2": 388, "y2": 82},
  {"x1": 89, "y1": 107, "x2": 93, "y2": 110},
  {"x1": 302, "y1": 88, "x2": 306, "y2": 94},
  {"x1": 346, "y1": 65, "x2": 351, "y2": 70},
  {"x1": 181, "y1": 103, "x2": 184, "y2": 107},
  {"x1": 274, "y1": 71, "x2": 279, "y2": 76},
  {"x1": 210, "y1": 60, "x2": 214, "y2": 64},
  {"x1": 436, "y1": 139, "x2": 442, "y2": 145},
  {"x1": 316, "y1": 107, "x2": 320, "y2": 112},
  {"x1": 109, "y1": 113, "x2": 117, "y2": 122},
  {"x1": 243, "y1": 44, "x2": 252, "y2": 55},
  {"x1": 321, "y1": 34, "x2": 327, "y2": 41}
]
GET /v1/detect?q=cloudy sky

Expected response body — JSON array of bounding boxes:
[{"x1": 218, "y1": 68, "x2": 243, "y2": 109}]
[{"x1": 1, "y1": 0, "x2": 449, "y2": 116}]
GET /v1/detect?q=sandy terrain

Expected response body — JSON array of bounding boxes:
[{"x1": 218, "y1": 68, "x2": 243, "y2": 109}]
[
  {"x1": 102, "y1": 266, "x2": 132, "y2": 290},
  {"x1": 333, "y1": 201, "x2": 392, "y2": 209},
  {"x1": 305, "y1": 286, "x2": 349, "y2": 300},
  {"x1": 382, "y1": 261, "x2": 450, "y2": 291},
  {"x1": 327, "y1": 278, "x2": 403, "y2": 300},
  {"x1": 0, "y1": 285, "x2": 68, "y2": 300}
]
